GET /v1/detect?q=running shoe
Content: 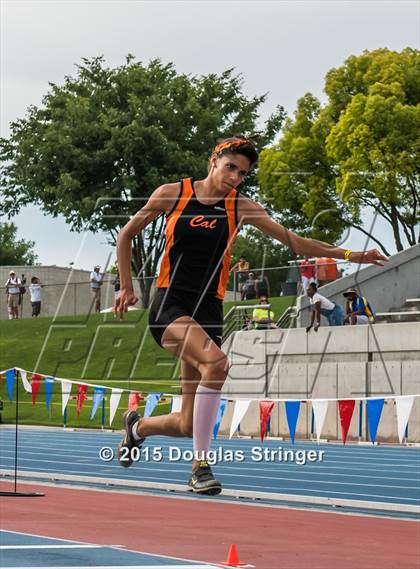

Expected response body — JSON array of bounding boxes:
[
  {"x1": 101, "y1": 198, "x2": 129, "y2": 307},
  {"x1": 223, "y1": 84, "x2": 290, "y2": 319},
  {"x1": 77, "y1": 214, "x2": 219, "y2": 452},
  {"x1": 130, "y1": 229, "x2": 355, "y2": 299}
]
[
  {"x1": 117, "y1": 410, "x2": 145, "y2": 468},
  {"x1": 187, "y1": 460, "x2": 222, "y2": 495}
]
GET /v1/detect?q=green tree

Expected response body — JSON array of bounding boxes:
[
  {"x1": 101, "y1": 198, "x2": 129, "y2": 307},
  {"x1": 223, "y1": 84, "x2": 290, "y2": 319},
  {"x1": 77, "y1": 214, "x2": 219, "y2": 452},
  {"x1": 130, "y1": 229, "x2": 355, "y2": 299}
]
[
  {"x1": 0, "y1": 222, "x2": 38, "y2": 265},
  {"x1": 259, "y1": 48, "x2": 420, "y2": 254},
  {"x1": 0, "y1": 56, "x2": 284, "y2": 306}
]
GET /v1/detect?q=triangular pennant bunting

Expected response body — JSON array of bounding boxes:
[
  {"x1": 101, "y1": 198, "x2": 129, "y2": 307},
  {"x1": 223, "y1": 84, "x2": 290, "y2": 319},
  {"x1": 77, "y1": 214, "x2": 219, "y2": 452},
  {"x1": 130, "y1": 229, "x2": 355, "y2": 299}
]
[
  {"x1": 285, "y1": 401, "x2": 301, "y2": 443},
  {"x1": 366, "y1": 398, "x2": 385, "y2": 444},
  {"x1": 171, "y1": 396, "x2": 182, "y2": 413},
  {"x1": 213, "y1": 399, "x2": 227, "y2": 439},
  {"x1": 338, "y1": 400, "x2": 355, "y2": 444},
  {"x1": 61, "y1": 381, "x2": 72, "y2": 415},
  {"x1": 396, "y1": 396, "x2": 414, "y2": 443},
  {"x1": 6, "y1": 369, "x2": 15, "y2": 401},
  {"x1": 45, "y1": 377, "x2": 54, "y2": 410},
  {"x1": 144, "y1": 393, "x2": 161, "y2": 418},
  {"x1": 109, "y1": 388, "x2": 123, "y2": 426},
  {"x1": 128, "y1": 391, "x2": 142, "y2": 411},
  {"x1": 90, "y1": 387, "x2": 106, "y2": 420},
  {"x1": 31, "y1": 373, "x2": 42, "y2": 405},
  {"x1": 312, "y1": 400, "x2": 329, "y2": 443},
  {"x1": 20, "y1": 369, "x2": 32, "y2": 393},
  {"x1": 259, "y1": 401, "x2": 275, "y2": 442},
  {"x1": 229, "y1": 400, "x2": 251, "y2": 438},
  {"x1": 76, "y1": 384, "x2": 88, "y2": 416}
]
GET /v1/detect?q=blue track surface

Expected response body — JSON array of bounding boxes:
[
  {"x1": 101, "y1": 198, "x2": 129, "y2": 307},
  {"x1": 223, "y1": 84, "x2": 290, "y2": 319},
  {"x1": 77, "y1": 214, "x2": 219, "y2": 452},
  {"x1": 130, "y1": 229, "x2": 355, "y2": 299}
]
[
  {"x1": 0, "y1": 530, "x2": 219, "y2": 568},
  {"x1": 0, "y1": 427, "x2": 419, "y2": 510}
]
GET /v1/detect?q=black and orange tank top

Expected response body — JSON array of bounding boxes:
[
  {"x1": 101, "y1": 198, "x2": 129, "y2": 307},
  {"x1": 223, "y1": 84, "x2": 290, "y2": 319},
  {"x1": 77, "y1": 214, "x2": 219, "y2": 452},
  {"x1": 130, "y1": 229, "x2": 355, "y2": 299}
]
[{"x1": 157, "y1": 178, "x2": 239, "y2": 300}]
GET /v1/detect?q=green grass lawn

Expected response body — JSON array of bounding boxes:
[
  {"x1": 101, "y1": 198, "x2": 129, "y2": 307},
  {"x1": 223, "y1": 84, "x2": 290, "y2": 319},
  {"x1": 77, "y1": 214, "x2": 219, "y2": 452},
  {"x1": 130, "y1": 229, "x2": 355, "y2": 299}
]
[{"x1": 0, "y1": 295, "x2": 295, "y2": 429}]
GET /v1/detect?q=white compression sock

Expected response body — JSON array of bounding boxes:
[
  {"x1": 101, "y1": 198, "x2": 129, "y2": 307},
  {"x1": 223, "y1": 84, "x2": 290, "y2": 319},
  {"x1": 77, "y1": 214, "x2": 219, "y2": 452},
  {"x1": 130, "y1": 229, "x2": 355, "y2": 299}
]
[{"x1": 193, "y1": 384, "x2": 221, "y2": 461}]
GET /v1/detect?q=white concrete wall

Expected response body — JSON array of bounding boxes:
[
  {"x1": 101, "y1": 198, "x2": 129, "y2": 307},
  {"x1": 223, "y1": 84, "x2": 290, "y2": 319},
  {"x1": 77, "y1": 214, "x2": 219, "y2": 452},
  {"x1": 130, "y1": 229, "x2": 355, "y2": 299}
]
[
  {"x1": 0, "y1": 265, "x2": 144, "y2": 319},
  {"x1": 220, "y1": 322, "x2": 420, "y2": 443}
]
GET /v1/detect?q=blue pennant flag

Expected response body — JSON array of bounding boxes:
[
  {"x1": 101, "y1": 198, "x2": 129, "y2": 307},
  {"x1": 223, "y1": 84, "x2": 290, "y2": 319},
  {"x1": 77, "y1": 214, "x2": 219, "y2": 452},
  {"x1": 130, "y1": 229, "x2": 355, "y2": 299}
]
[
  {"x1": 90, "y1": 387, "x2": 106, "y2": 420},
  {"x1": 144, "y1": 393, "x2": 161, "y2": 418},
  {"x1": 213, "y1": 399, "x2": 227, "y2": 439},
  {"x1": 6, "y1": 369, "x2": 15, "y2": 401},
  {"x1": 285, "y1": 401, "x2": 301, "y2": 444},
  {"x1": 45, "y1": 377, "x2": 54, "y2": 410},
  {"x1": 367, "y1": 398, "x2": 385, "y2": 444}
]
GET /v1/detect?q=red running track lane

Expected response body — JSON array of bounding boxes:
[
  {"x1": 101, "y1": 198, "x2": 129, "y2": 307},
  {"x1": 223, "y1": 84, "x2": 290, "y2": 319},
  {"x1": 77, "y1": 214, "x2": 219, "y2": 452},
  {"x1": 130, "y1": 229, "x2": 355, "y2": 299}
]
[{"x1": 0, "y1": 482, "x2": 419, "y2": 569}]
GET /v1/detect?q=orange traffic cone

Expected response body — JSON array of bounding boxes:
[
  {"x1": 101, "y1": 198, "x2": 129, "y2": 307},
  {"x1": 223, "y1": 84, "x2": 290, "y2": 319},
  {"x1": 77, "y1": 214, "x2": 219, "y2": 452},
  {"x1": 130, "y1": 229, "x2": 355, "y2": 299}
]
[{"x1": 220, "y1": 543, "x2": 247, "y2": 567}]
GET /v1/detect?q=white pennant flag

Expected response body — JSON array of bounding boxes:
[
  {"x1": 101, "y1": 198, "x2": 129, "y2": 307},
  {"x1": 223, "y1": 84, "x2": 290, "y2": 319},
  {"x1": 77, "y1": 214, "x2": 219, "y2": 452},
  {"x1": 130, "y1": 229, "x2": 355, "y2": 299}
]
[
  {"x1": 312, "y1": 400, "x2": 329, "y2": 443},
  {"x1": 61, "y1": 380, "x2": 72, "y2": 415},
  {"x1": 229, "y1": 399, "x2": 251, "y2": 438},
  {"x1": 20, "y1": 369, "x2": 32, "y2": 393},
  {"x1": 171, "y1": 396, "x2": 182, "y2": 413},
  {"x1": 109, "y1": 388, "x2": 123, "y2": 426},
  {"x1": 396, "y1": 396, "x2": 414, "y2": 443}
]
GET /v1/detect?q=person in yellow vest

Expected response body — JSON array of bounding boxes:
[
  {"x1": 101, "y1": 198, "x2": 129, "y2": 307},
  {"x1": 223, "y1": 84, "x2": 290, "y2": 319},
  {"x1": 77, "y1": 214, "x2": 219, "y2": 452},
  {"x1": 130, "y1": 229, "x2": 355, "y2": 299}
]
[
  {"x1": 343, "y1": 288, "x2": 375, "y2": 324},
  {"x1": 252, "y1": 296, "x2": 277, "y2": 329}
]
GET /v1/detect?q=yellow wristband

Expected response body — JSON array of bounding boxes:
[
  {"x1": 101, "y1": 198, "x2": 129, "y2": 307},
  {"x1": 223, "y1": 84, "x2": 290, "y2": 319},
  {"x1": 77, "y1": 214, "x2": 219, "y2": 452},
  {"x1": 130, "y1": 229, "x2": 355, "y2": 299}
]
[{"x1": 344, "y1": 249, "x2": 352, "y2": 262}]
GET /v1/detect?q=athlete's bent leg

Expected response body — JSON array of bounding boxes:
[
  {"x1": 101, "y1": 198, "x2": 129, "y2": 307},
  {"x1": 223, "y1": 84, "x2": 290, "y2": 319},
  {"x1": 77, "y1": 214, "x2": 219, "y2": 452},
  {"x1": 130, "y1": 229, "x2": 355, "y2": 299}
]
[
  {"x1": 161, "y1": 317, "x2": 228, "y2": 494},
  {"x1": 136, "y1": 360, "x2": 200, "y2": 438}
]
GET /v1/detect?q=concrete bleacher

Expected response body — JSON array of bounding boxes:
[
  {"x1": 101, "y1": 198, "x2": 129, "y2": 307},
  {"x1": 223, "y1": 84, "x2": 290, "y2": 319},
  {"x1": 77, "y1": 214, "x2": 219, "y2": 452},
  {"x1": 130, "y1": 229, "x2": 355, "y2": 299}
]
[
  {"x1": 375, "y1": 297, "x2": 420, "y2": 323},
  {"x1": 297, "y1": 243, "x2": 420, "y2": 328},
  {"x1": 220, "y1": 321, "x2": 420, "y2": 443}
]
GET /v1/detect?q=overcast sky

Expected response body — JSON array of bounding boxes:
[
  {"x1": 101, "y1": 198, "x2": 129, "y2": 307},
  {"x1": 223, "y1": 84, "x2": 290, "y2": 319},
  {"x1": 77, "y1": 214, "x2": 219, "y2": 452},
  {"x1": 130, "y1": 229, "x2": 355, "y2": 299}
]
[{"x1": 1, "y1": 0, "x2": 419, "y2": 270}]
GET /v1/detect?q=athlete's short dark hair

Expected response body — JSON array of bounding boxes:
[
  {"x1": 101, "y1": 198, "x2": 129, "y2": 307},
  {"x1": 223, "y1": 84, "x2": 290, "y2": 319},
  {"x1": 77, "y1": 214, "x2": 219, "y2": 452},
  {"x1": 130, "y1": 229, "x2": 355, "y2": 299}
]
[
  {"x1": 308, "y1": 282, "x2": 317, "y2": 291},
  {"x1": 212, "y1": 135, "x2": 258, "y2": 167}
]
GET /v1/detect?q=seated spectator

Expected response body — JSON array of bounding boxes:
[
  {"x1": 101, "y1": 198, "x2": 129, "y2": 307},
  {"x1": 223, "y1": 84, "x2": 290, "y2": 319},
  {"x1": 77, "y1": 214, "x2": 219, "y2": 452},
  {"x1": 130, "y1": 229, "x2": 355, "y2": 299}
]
[
  {"x1": 252, "y1": 296, "x2": 277, "y2": 329},
  {"x1": 29, "y1": 276, "x2": 43, "y2": 317},
  {"x1": 242, "y1": 272, "x2": 257, "y2": 301},
  {"x1": 255, "y1": 272, "x2": 270, "y2": 298},
  {"x1": 306, "y1": 283, "x2": 344, "y2": 331},
  {"x1": 230, "y1": 256, "x2": 250, "y2": 292},
  {"x1": 299, "y1": 257, "x2": 316, "y2": 294},
  {"x1": 343, "y1": 288, "x2": 375, "y2": 325}
]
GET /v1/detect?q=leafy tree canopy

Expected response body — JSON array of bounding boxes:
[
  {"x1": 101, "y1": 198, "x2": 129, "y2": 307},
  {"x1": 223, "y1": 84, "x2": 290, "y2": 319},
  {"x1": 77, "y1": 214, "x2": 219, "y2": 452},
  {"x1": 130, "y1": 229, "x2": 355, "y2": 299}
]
[
  {"x1": 259, "y1": 48, "x2": 420, "y2": 253},
  {"x1": 0, "y1": 56, "x2": 285, "y2": 305},
  {"x1": 0, "y1": 222, "x2": 38, "y2": 265}
]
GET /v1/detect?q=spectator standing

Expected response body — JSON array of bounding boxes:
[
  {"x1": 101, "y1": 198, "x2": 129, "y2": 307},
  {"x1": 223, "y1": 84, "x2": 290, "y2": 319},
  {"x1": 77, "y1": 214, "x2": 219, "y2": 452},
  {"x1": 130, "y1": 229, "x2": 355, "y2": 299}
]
[
  {"x1": 343, "y1": 288, "x2": 375, "y2": 325},
  {"x1": 299, "y1": 257, "x2": 316, "y2": 294},
  {"x1": 90, "y1": 265, "x2": 103, "y2": 313},
  {"x1": 255, "y1": 272, "x2": 271, "y2": 297},
  {"x1": 112, "y1": 270, "x2": 121, "y2": 299},
  {"x1": 252, "y1": 295, "x2": 277, "y2": 329},
  {"x1": 29, "y1": 276, "x2": 43, "y2": 317},
  {"x1": 306, "y1": 283, "x2": 344, "y2": 331},
  {"x1": 230, "y1": 256, "x2": 250, "y2": 292},
  {"x1": 4, "y1": 270, "x2": 21, "y2": 319},
  {"x1": 242, "y1": 271, "x2": 257, "y2": 300}
]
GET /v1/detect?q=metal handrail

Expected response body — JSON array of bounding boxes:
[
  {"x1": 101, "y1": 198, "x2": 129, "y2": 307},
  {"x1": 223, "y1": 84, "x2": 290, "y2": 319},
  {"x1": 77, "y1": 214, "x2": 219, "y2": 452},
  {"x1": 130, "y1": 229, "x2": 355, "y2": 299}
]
[
  {"x1": 223, "y1": 303, "x2": 273, "y2": 342},
  {"x1": 276, "y1": 305, "x2": 300, "y2": 328}
]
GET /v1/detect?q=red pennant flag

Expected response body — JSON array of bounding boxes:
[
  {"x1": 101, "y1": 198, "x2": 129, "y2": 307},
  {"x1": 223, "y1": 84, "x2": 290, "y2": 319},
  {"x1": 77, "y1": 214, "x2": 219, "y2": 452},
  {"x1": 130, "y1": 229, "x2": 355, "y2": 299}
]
[
  {"x1": 76, "y1": 384, "x2": 88, "y2": 416},
  {"x1": 128, "y1": 391, "x2": 142, "y2": 411},
  {"x1": 338, "y1": 400, "x2": 355, "y2": 444},
  {"x1": 259, "y1": 401, "x2": 275, "y2": 441},
  {"x1": 31, "y1": 374, "x2": 42, "y2": 406}
]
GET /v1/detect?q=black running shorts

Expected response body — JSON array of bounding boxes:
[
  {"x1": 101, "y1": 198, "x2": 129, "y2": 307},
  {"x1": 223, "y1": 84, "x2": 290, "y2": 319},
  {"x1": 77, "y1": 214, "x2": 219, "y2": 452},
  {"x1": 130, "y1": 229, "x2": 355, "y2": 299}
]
[{"x1": 149, "y1": 288, "x2": 223, "y2": 348}]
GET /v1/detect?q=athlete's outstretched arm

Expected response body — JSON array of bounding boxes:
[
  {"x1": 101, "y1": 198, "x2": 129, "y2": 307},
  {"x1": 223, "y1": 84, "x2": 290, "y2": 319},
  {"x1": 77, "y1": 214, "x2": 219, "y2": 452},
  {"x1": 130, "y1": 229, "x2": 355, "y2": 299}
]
[
  {"x1": 238, "y1": 198, "x2": 388, "y2": 266},
  {"x1": 115, "y1": 184, "x2": 179, "y2": 315}
]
